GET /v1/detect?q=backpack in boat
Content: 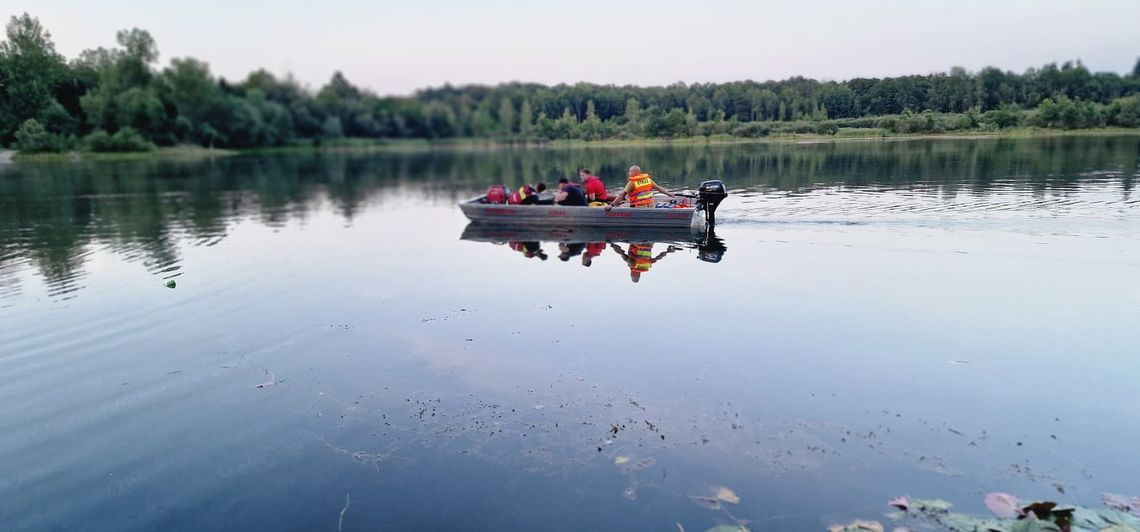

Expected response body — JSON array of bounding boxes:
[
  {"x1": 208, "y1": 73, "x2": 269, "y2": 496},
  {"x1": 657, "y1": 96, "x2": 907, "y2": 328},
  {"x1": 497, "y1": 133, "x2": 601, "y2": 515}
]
[{"x1": 485, "y1": 184, "x2": 507, "y2": 204}]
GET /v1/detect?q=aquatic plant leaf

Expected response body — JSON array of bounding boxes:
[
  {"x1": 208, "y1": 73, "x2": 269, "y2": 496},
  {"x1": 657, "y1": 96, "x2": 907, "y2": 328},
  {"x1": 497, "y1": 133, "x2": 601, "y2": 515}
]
[
  {"x1": 986, "y1": 493, "x2": 1022, "y2": 518},
  {"x1": 165, "y1": 280, "x2": 176, "y2": 288},
  {"x1": 1103, "y1": 494, "x2": 1140, "y2": 516},
  {"x1": 689, "y1": 496, "x2": 721, "y2": 511},
  {"x1": 713, "y1": 486, "x2": 740, "y2": 505},
  {"x1": 936, "y1": 512, "x2": 1007, "y2": 531},
  {"x1": 1099, "y1": 525, "x2": 1139, "y2": 532},
  {"x1": 889, "y1": 496, "x2": 909, "y2": 511},
  {"x1": 827, "y1": 519, "x2": 884, "y2": 532},
  {"x1": 1009, "y1": 517, "x2": 1062, "y2": 532},
  {"x1": 910, "y1": 499, "x2": 954, "y2": 513}
]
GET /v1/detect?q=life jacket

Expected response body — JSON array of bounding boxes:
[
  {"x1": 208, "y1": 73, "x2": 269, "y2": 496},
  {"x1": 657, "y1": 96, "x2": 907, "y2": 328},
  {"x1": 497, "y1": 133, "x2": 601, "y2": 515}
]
[
  {"x1": 485, "y1": 185, "x2": 507, "y2": 204},
  {"x1": 628, "y1": 174, "x2": 655, "y2": 207},
  {"x1": 629, "y1": 243, "x2": 653, "y2": 272},
  {"x1": 507, "y1": 185, "x2": 536, "y2": 205}
]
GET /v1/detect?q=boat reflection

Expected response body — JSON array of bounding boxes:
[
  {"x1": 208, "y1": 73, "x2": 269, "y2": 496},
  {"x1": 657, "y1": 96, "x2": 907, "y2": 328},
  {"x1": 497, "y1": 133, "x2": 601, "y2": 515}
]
[{"x1": 460, "y1": 224, "x2": 727, "y2": 279}]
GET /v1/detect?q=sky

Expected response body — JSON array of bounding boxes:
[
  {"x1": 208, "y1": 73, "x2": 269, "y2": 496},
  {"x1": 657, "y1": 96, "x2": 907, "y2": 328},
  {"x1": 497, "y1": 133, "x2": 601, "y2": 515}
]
[{"x1": 11, "y1": 0, "x2": 1140, "y2": 96}]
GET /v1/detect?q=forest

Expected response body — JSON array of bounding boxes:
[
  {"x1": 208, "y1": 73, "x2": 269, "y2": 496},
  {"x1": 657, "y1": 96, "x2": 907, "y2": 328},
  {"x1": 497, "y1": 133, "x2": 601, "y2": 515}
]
[{"x1": 3, "y1": 13, "x2": 1140, "y2": 154}]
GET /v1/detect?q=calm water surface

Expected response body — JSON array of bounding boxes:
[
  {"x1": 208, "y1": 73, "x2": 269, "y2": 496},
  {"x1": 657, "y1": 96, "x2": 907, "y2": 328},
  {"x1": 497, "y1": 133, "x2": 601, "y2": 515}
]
[{"x1": 1, "y1": 136, "x2": 1139, "y2": 531}]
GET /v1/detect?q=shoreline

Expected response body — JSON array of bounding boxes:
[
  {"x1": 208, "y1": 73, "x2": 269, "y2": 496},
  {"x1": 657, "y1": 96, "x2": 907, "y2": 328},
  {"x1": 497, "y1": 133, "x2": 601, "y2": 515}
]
[{"x1": 5, "y1": 128, "x2": 1139, "y2": 163}]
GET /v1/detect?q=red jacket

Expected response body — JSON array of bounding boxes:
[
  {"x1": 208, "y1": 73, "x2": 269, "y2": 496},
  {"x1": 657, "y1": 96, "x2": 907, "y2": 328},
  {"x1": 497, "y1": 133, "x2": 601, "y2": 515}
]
[{"x1": 582, "y1": 175, "x2": 610, "y2": 201}]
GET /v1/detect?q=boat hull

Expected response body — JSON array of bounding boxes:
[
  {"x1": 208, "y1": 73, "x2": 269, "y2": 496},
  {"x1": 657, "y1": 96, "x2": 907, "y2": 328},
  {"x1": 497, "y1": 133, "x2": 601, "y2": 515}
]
[
  {"x1": 460, "y1": 224, "x2": 699, "y2": 244},
  {"x1": 459, "y1": 195, "x2": 700, "y2": 228}
]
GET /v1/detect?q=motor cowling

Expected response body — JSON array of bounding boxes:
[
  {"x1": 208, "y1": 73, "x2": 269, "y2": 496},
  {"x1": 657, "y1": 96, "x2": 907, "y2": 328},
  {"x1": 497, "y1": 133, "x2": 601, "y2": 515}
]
[{"x1": 695, "y1": 180, "x2": 728, "y2": 225}]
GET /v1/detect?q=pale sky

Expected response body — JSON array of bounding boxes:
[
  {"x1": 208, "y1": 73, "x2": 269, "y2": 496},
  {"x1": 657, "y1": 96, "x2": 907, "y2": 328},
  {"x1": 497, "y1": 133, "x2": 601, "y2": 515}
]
[{"x1": 10, "y1": 0, "x2": 1140, "y2": 95}]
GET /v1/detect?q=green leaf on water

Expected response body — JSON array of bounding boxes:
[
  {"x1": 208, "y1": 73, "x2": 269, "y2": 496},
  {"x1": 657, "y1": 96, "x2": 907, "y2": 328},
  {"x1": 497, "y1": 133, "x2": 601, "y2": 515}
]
[
  {"x1": 165, "y1": 279, "x2": 176, "y2": 289},
  {"x1": 1009, "y1": 517, "x2": 1062, "y2": 532},
  {"x1": 1100, "y1": 525, "x2": 1140, "y2": 532},
  {"x1": 910, "y1": 499, "x2": 954, "y2": 513},
  {"x1": 936, "y1": 512, "x2": 1007, "y2": 531},
  {"x1": 689, "y1": 496, "x2": 721, "y2": 511},
  {"x1": 826, "y1": 519, "x2": 883, "y2": 532}
]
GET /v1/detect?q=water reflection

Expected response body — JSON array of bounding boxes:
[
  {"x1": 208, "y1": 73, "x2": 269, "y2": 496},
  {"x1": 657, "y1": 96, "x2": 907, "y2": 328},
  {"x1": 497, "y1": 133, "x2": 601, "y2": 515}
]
[
  {"x1": 0, "y1": 135, "x2": 1136, "y2": 301},
  {"x1": 460, "y1": 224, "x2": 727, "y2": 281}
]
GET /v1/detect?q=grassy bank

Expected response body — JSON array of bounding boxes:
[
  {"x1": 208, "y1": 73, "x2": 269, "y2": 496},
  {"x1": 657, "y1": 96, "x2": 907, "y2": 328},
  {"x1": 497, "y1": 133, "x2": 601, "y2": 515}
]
[
  {"x1": 8, "y1": 145, "x2": 238, "y2": 163},
  {"x1": 6, "y1": 128, "x2": 1140, "y2": 163}
]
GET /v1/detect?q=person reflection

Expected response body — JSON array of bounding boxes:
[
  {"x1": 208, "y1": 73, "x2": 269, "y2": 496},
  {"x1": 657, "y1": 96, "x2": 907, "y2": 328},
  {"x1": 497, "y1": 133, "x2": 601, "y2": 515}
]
[
  {"x1": 610, "y1": 242, "x2": 680, "y2": 282},
  {"x1": 581, "y1": 242, "x2": 605, "y2": 267},
  {"x1": 509, "y1": 241, "x2": 548, "y2": 260},
  {"x1": 557, "y1": 242, "x2": 586, "y2": 262}
]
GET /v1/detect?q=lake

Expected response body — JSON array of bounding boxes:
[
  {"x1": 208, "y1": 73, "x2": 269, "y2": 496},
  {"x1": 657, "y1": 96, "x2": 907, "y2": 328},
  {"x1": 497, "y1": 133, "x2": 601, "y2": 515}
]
[{"x1": 1, "y1": 135, "x2": 1138, "y2": 531}]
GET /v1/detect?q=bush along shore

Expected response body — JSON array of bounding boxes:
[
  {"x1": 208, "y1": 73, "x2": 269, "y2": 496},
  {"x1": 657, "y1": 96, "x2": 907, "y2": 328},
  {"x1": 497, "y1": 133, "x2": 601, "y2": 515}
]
[{"x1": 2, "y1": 12, "x2": 1140, "y2": 158}]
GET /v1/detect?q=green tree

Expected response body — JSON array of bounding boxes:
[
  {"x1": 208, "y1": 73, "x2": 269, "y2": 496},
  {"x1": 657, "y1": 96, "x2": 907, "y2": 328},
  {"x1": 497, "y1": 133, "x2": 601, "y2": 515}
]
[
  {"x1": 13, "y1": 118, "x2": 70, "y2": 152},
  {"x1": 518, "y1": 99, "x2": 534, "y2": 136},
  {"x1": 623, "y1": 98, "x2": 642, "y2": 135},
  {"x1": 0, "y1": 14, "x2": 69, "y2": 142},
  {"x1": 497, "y1": 97, "x2": 515, "y2": 134},
  {"x1": 1108, "y1": 95, "x2": 1140, "y2": 127}
]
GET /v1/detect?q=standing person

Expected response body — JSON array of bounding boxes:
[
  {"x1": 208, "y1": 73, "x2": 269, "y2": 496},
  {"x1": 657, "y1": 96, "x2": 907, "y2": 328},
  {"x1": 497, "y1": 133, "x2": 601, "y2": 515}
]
[
  {"x1": 554, "y1": 178, "x2": 587, "y2": 206},
  {"x1": 578, "y1": 168, "x2": 610, "y2": 203},
  {"x1": 605, "y1": 165, "x2": 676, "y2": 210}
]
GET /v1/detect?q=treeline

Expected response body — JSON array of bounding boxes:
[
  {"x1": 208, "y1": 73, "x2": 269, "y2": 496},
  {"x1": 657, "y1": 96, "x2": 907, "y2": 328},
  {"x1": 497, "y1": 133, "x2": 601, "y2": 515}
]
[{"x1": 3, "y1": 12, "x2": 1140, "y2": 154}]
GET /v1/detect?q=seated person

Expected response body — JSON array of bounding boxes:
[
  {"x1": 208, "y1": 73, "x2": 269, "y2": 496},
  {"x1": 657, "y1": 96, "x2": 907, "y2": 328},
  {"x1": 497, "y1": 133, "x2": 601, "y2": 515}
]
[
  {"x1": 578, "y1": 168, "x2": 611, "y2": 202},
  {"x1": 534, "y1": 182, "x2": 556, "y2": 205},
  {"x1": 554, "y1": 178, "x2": 587, "y2": 206},
  {"x1": 507, "y1": 184, "x2": 538, "y2": 205}
]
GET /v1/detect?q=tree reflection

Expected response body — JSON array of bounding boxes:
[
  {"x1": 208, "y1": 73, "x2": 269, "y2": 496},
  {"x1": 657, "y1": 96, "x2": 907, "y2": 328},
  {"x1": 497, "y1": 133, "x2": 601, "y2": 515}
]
[{"x1": 0, "y1": 135, "x2": 1137, "y2": 300}]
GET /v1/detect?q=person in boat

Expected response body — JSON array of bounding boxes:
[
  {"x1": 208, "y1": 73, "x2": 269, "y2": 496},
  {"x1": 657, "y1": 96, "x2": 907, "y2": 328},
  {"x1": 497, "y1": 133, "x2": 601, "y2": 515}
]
[
  {"x1": 554, "y1": 178, "x2": 587, "y2": 206},
  {"x1": 610, "y1": 241, "x2": 681, "y2": 283},
  {"x1": 605, "y1": 165, "x2": 677, "y2": 210},
  {"x1": 507, "y1": 184, "x2": 537, "y2": 205},
  {"x1": 534, "y1": 182, "x2": 555, "y2": 205},
  {"x1": 578, "y1": 168, "x2": 610, "y2": 203},
  {"x1": 508, "y1": 183, "x2": 548, "y2": 205}
]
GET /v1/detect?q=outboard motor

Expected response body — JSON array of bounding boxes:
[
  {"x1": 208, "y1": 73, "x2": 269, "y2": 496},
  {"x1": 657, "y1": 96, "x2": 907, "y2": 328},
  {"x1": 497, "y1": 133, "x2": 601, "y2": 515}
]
[
  {"x1": 695, "y1": 180, "x2": 728, "y2": 226},
  {"x1": 696, "y1": 227, "x2": 726, "y2": 263}
]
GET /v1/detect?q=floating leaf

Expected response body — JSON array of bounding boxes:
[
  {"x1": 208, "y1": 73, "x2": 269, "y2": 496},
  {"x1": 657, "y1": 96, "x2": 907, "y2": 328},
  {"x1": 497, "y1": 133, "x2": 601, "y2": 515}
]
[
  {"x1": 689, "y1": 496, "x2": 721, "y2": 511},
  {"x1": 1100, "y1": 525, "x2": 1139, "y2": 532},
  {"x1": 909, "y1": 499, "x2": 953, "y2": 513},
  {"x1": 713, "y1": 486, "x2": 740, "y2": 505},
  {"x1": 1104, "y1": 494, "x2": 1140, "y2": 515},
  {"x1": 827, "y1": 519, "x2": 884, "y2": 532},
  {"x1": 614, "y1": 456, "x2": 630, "y2": 465},
  {"x1": 937, "y1": 512, "x2": 1007, "y2": 531},
  {"x1": 1009, "y1": 516, "x2": 1062, "y2": 532},
  {"x1": 985, "y1": 492, "x2": 1022, "y2": 518},
  {"x1": 165, "y1": 279, "x2": 176, "y2": 289},
  {"x1": 889, "y1": 496, "x2": 909, "y2": 511}
]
